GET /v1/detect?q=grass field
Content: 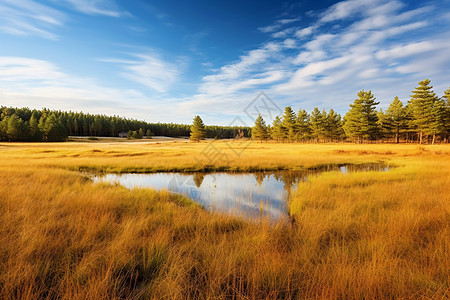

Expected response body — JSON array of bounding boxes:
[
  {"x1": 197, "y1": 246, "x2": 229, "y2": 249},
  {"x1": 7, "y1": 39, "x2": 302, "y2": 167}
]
[{"x1": 0, "y1": 140, "x2": 449, "y2": 299}]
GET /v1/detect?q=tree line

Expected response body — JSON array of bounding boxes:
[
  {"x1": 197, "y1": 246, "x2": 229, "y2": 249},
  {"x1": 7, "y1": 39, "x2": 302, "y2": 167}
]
[
  {"x1": 2, "y1": 79, "x2": 448, "y2": 143},
  {"x1": 0, "y1": 107, "x2": 251, "y2": 142},
  {"x1": 251, "y1": 79, "x2": 450, "y2": 144}
]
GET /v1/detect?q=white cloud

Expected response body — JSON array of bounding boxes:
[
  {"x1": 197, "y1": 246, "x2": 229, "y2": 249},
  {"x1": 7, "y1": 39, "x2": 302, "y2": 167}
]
[
  {"x1": 375, "y1": 41, "x2": 436, "y2": 60},
  {"x1": 293, "y1": 50, "x2": 326, "y2": 65},
  {"x1": 0, "y1": 56, "x2": 195, "y2": 122},
  {"x1": 283, "y1": 38, "x2": 296, "y2": 49},
  {"x1": 0, "y1": 0, "x2": 125, "y2": 40},
  {"x1": 186, "y1": 0, "x2": 450, "y2": 121},
  {"x1": 278, "y1": 18, "x2": 301, "y2": 25},
  {"x1": 0, "y1": 56, "x2": 149, "y2": 115},
  {"x1": 272, "y1": 28, "x2": 296, "y2": 38},
  {"x1": 258, "y1": 17, "x2": 300, "y2": 33},
  {"x1": 319, "y1": 0, "x2": 379, "y2": 23},
  {"x1": 0, "y1": 0, "x2": 65, "y2": 39},
  {"x1": 59, "y1": 0, "x2": 123, "y2": 17},
  {"x1": 199, "y1": 43, "x2": 282, "y2": 96},
  {"x1": 2, "y1": 0, "x2": 449, "y2": 124},
  {"x1": 0, "y1": 57, "x2": 64, "y2": 81},
  {"x1": 295, "y1": 26, "x2": 315, "y2": 38},
  {"x1": 101, "y1": 53, "x2": 182, "y2": 93}
]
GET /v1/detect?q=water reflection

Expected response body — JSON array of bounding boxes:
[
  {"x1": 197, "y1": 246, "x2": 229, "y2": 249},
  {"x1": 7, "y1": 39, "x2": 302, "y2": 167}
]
[{"x1": 93, "y1": 163, "x2": 388, "y2": 221}]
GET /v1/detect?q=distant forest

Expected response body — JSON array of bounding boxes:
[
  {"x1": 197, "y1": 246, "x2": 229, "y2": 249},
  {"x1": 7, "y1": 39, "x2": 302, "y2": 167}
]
[
  {"x1": 0, "y1": 107, "x2": 251, "y2": 142},
  {"x1": 1, "y1": 79, "x2": 448, "y2": 144}
]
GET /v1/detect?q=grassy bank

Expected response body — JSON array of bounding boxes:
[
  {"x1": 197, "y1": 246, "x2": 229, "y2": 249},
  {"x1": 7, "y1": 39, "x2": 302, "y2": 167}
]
[{"x1": 0, "y1": 141, "x2": 449, "y2": 298}]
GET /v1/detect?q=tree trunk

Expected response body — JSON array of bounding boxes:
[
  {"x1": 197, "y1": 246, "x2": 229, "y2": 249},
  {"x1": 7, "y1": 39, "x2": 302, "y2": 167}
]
[
  {"x1": 419, "y1": 132, "x2": 423, "y2": 144},
  {"x1": 395, "y1": 127, "x2": 399, "y2": 144},
  {"x1": 432, "y1": 133, "x2": 435, "y2": 145}
]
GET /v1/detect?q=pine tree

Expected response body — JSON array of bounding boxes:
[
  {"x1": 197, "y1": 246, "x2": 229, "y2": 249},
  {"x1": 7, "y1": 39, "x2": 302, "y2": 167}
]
[
  {"x1": 0, "y1": 116, "x2": 9, "y2": 141},
  {"x1": 343, "y1": 97, "x2": 364, "y2": 142},
  {"x1": 385, "y1": 97, "x2": 407, "y2": 143},
  {"x1": 430, "y1": 98, "x2": 448, "y2": 144},
  {"x1": 377, "y1": 109, "x2": 393, "y2": 141},
  {"x1": 409, "y1": 79, "x2": 438, "y2": 144},
  {"x1": 326, "y1": 109, "x2": 344, "y2": 141},
  {"x1": 190, "y1": 116, "x2": 206, "y2": 142},
  {"x1": 296, "y1": 109, "x2": 311, "y2": 141},
  {"x1": 7, "y1": 115, "x2": 29, "y2": 141},
  {"x1": 131, "y1": 131, "x2": 141, "y2": 139},
  {"x1": 442, "y1": 87, "x2": 450, "y2": 142},
  {"x1": 38, "y1": 115, "x2": 46, "y2": 136},
  {"x1": 44, "y1": 114, "x2": 68, "y2": 142},
  {"x1": 251, "y1": 114, "x2": 268, "y2": 142},
  {"x1": 310, "y1": 108, "x2": 326, "y2": 142},
  {"x1": 343, "y1": 90, "x2": 380, "y2": 142},
  {"x1": 29, "y1": 113, "x2": 42, "y2": 141},
  {"x1": 271, "y1": 116, "x2": 284, "y2": 142},
  {"x1": 282, "y1": 107, "x2": 296, "y2": 142}
]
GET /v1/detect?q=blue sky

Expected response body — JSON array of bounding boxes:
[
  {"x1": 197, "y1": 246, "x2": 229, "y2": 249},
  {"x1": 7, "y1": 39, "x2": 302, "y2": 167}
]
[{"x1": 0, "y1": 0, "x2": 449, "y2": 125}]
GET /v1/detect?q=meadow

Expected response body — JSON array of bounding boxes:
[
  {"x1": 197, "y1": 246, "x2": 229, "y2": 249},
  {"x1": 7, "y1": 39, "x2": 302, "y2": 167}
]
[{"x1": 0, "y1": 140, "x2": 449, "y2": 299}]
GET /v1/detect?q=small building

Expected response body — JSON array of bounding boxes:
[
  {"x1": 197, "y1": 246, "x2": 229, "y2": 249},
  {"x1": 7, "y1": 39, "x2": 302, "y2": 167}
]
[{"x1": 119, "y1": 132, "x2": 128, "y2": 138}]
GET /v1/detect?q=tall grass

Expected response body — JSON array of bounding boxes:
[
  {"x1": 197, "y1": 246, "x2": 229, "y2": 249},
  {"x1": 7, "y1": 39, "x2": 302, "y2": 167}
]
[{"x1": 0, "y1": 142, "x2": 449, "y2": 298}]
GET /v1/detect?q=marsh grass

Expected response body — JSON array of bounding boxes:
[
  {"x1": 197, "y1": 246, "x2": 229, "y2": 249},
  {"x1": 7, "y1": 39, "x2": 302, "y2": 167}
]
[{"x1": 0, "y1": 141, "x2": 449, "y2": 298}]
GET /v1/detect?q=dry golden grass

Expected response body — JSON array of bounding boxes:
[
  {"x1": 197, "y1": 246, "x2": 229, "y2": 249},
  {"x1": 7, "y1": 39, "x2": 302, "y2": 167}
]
[{"x1": 0, "y1": 141, "x2": 449, "y2": 299}]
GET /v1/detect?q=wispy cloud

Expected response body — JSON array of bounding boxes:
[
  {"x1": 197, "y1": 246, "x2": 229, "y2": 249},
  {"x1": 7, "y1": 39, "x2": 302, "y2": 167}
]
[
  {"x1": 0, "y1": 0, "x2": 125, "y2": 40},
  {"x1": 101, "y1": 53, "x2": 182, "y2": 93},
  {"x1": 184, "y1": 0, "x2": 450, "y2": 119},
  {"x1": 258, "y1": 17, "x2": 301, "y2": 33},
  {"x1": 199, "y1": 42, "x2": 286, "y2": 96},
  {"x1": 59, "y1": 0, "x2": 124, "y2": 17},
  {"x1": 318, "y1": 0, "x2": 382, "y2": 23},
  {"x1": 0, "y1": 56, "x2": 167, "y2": 120},
  {"x1": 0, "y1": 0, "x2": 65, "y2": 40}
]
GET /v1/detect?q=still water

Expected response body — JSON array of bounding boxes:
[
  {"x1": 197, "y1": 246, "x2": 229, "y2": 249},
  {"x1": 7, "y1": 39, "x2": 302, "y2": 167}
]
[{"x1": 93, "y1": 164, "x2": 389, "y2": 220}]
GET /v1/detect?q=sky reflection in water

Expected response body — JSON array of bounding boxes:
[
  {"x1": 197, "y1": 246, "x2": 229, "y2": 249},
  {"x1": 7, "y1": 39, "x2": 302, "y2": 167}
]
[{"x1": 94, "y1": 164, "x2": 389, "y2": 221}]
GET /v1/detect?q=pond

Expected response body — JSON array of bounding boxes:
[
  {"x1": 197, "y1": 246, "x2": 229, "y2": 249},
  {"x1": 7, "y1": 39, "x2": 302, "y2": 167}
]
[{"x1": 93, "y1": 163, "x2": 389, "y2": 221}]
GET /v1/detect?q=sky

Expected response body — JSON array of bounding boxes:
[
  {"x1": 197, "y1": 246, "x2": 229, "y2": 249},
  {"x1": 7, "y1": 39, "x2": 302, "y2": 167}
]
[{"x1": 0, "y1": 0, "x2": 449, "y2": 126}]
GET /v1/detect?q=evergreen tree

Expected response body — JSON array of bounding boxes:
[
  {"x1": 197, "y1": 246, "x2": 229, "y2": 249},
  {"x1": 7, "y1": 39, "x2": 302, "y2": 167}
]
[
  {"x1": 310, "y1": 108, "x2": 326, "y2": 142},
  {"x1": 430, "y1": 98, "x2": 448, "y2": 144},
  {"x1": 343, "y1": 90, "x2": 380, "y2": 142},
  {"x1": 442, "y1": 88, "x2": 450, "y2": 142},
  {"x1": 296, "y1": 109, "x2": 311, "y2": 141},
  {"x1": 251, "y1": 114, "x2": 268, "y2": 142},
  {"x1": 444, "y1": 87, "x2": 450, "y2": 102},
  {"x1": 282, "y1": 107, "x2": 296, "y2": 142},
  {"x1": 271, "y1": 116, "x2": 284, "y2": 142},
  {"x1": 29, "y1": 113, "x2": 42, "y2": 141},
  {"x1": 190, "y1": 116, "x2": 206, "y2": 142},
  {"x1": 44, "y1": 114, "x2": 67, "y2": 142},
  {"x1": 131, "y1": 130, "x2": 142, "y2": 139},
  {"x1": 409, "y1": 79, "x2": 438, "y2": 144},
  {"x1": 38, "y1": 115, "x2": 46, "y2": 134},
  {"x1": 93, "y1": 117, "x2": 103, "y2": 136},
  {"x1": 385, "y1": 97, "x2": 407, "y2": 143},
  {"x1": 7, "y1": 115, "x2": 29, "y2": 141},
  {"x1": 0, "y1": 116, "x2": 9, "y2": 141},
  {"x1": 377, "y1": 109, "x2": 393, "y2": 141},
  {"x1": 326, "y1": 109, "x2": 344, "y2": 141}
]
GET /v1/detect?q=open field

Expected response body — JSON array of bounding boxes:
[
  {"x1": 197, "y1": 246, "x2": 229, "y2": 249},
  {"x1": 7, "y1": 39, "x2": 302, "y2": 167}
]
[{"x1": 0, "y1": 141, "x2": 449, "y2": 299}]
